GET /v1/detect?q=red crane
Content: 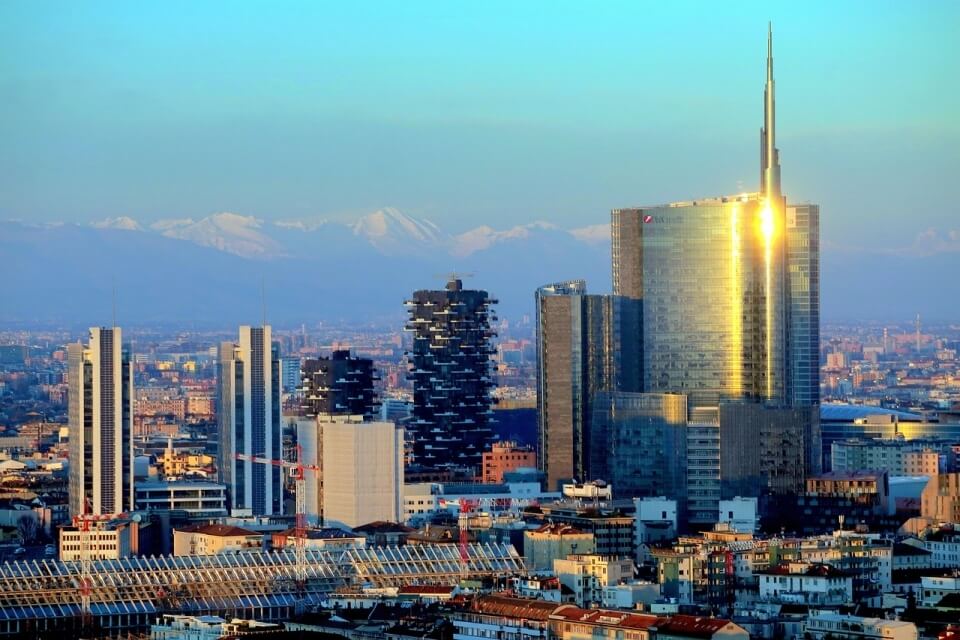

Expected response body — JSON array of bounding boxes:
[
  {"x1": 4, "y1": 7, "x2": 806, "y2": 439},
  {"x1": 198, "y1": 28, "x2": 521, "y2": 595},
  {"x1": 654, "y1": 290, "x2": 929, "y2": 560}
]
[
  {"x1": 235, "y1": 444, "x2": 320, "y2": 597},
  {"x1": 72, "y1": 503, "x2": 127, "y2": 626},
  {"x1": 458, "y1": 498, "x2": 479, "y2": 580}
]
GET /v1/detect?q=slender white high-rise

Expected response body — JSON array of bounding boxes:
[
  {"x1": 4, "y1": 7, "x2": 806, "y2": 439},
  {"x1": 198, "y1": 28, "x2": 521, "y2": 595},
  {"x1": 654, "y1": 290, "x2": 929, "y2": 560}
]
[
  {"x1": 68, "y1": 327, "x2": 134, "y2": 517},
  {"x1": 218, "y1": 325, "x2": 283, "y2": 516}
]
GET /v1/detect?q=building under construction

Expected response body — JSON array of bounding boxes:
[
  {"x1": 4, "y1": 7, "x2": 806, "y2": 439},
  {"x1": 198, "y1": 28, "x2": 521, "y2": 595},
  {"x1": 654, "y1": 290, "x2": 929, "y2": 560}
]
[{"x1": 0, "y1": 543, "x2": 523, "y2": 637}]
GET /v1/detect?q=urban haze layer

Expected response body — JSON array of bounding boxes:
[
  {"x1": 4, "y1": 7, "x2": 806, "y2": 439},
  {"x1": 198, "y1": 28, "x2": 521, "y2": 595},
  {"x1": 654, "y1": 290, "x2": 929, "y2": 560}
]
[{"x1": 0, "y1": 25, "x2": 957, "y2": 640}]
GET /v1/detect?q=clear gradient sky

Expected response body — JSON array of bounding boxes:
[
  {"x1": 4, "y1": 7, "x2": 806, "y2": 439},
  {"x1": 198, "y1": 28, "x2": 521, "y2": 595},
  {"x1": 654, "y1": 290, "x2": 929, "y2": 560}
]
[{"x1": 1, "y1": 1, "x2": 957, "y2": 251}]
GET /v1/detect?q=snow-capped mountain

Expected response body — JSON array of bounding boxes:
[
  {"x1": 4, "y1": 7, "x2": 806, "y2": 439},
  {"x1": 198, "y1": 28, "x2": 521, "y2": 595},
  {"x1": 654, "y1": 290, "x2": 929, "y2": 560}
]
[
  {"x1": 155, "y1": 212, "x2": 283, "y2": 259},
  {"x1": 74, "y1": 208, "x2": 610, "y2": 261},
  {"x1": 91, "y1": 216, "x2": 142, "y2": 231},
  {"x1": 2, "y1": 211, "x2": 957, "y2": 324},
  {"x1": 569, "y1": 223, "x2": 611, "y2": 246},
  {"x1": 149, "y1": 218, "x2": 195, "y2": 231},
  {"x1": 451, "y1": 221, "x2": 560, "y2": 257},
  {"x1": 350, "y1": 207, "x2": 449, "y2": 255}
]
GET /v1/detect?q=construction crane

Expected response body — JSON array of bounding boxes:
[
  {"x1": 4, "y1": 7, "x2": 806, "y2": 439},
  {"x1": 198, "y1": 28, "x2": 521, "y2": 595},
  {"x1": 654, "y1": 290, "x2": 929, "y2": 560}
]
[
  {"x1": 457, "y1": 498, "x2": 477, "y2": 581},
  {"x1": 72, "y1": 508, "x2": 127, "y2": 628},
  {"x1": 235, "y1": 445, "x2": 320, "y2": 606},
  {"x1": 452, "y1": 495, "x2": 541, "y2": 580}
]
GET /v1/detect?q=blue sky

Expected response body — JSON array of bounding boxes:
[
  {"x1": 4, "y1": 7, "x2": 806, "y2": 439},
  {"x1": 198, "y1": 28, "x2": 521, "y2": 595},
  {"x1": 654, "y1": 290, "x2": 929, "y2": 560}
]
[{"x1": 1, "y1": 1, "x2": 957, "y2": 248}]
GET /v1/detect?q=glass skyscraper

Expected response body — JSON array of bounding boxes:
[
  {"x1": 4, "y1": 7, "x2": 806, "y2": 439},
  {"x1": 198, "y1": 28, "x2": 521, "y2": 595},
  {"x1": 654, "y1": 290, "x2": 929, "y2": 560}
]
[
  {"x1": 607, "y1": 26, "x2": 820, "y2": 522},
  {"x1": 591, "y1": 392, "x2": 687, "y2": 501},
  {"x1": 535, "y1": 281, "x2": 641, "y2": 490},
  {"x1": 613, "y1": 195, "x2": 788, "y2": 409},
  {"x1": 786, "y1": 205, "x2": 820, "y2": 407}
]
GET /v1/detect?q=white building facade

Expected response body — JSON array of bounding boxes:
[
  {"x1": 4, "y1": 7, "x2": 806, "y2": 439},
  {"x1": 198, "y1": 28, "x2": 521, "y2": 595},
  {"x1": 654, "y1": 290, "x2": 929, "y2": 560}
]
[
  {"x1": 217, "y1": 326, "x2": 282, "y2": 516},
  {"x1": 67, "y1": 327, "x2": 134, "y2": 517},
  {"x1": 321, "y1": 418, "x2": 404, "y2": 528}
]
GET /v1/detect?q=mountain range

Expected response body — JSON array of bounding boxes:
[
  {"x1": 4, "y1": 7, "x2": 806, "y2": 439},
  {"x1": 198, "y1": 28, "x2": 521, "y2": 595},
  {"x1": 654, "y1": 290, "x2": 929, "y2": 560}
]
[
  {"x1": 0, "y1": 209, "x2": 610, "y2": 325},
  {"x1": 2, "y1": 208, "x2": 957, "y2": 325}
]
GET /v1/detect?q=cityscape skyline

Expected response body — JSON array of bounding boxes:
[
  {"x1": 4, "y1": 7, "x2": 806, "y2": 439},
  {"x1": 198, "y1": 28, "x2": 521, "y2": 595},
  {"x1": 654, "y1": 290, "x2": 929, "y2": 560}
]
[{"x1": 1, "y1": 10, "x2": 959, "y2": 638}]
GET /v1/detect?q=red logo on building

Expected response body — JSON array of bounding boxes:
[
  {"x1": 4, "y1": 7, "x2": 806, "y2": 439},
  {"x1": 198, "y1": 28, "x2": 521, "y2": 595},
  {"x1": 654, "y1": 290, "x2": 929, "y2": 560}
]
[{"x1": 643, "y1": 215, "x2": 653, "y2": 223}]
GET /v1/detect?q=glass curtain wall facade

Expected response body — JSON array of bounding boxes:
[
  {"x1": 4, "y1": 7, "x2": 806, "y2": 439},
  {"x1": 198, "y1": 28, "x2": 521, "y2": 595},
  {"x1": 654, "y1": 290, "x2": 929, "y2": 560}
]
[
  {"x1": 786, "y1": 204, "x2": 820, "y2": 408},
  {"x1": 614, "y1": 196, "x2": 788, "y2": 409},
  {"x1": 686, "y1": 407, "x2": 721, "y2": 525},
  {"x1": 592, "y1": 392, "x2": 687, "y2": 501},
  {"x1": 535, "y1": 281, "x2": 641, "y2": 490}
]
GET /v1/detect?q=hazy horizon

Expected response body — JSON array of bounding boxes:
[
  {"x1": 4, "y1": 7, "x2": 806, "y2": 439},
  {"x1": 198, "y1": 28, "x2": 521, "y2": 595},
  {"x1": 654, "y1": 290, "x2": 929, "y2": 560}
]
[
  {"x1": 2, "y1": 2, "x2": 958, "y2": 324},
  {"x1": 3, "y1": 3, "x2": 958, "y2": 243}
]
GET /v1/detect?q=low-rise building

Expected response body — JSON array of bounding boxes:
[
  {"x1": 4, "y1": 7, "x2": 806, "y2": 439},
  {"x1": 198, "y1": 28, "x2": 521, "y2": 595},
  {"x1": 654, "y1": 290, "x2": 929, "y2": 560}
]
[
  {"x1": 802, "y1": 609, "x2": 917, "y2": 640},
  {"x1": 451, "y1": 595, "x2": 558, "y2": 640},
  {"x1": 352, "y1": 521, "x2": 415, "y2": 547},
  {"x1": 150, "y1": 615, "x2": 227, "y2": 640},
  {"x1": 451, "y1": 596, "x2": 749, "y2": 640},
  {"x1": 404, "y1": 480, "x2": 557, "y2": 524},
  {"x1": 550, "y1": 608, "x2": 749, "y2": 640},
  {"x1": 482, "y1": 441, "x2": 536, "y2": 484},
  {"x1": 59, "y1": 518, "x2": 136, "y2": 561},
  {"x1": 549, "y1": 606, "x2": 658, "y2": 640},
  {"x1": 756, "y1": 561, "x2": 854, "y2": 606},
  {"x1": 650, "y1": 528, "x2": 891, "y2": 609},
  {"x1": 554, "y1": 554, "x2": 634, "y2": 607},
  {"x1": 892, "y1": 540, "x2": 932, "y2": 570},
  {"x1": 511, "y1": 575, "x2": 564, "y2": 602},
  {"x1": 909, "y1": 527, "x2": 960, "y2": 567},
  {"x1": 527, "y1": 503, "x2": 635, "y2": 558},
  {"x1": 172, "y1": 523, "x2": 262, "y2": 556},
  {"x1": 920, "y1": 575, "x2": 960, "y2": 608},
  {"x1": 831, "y1": 438, "x2": 945, "y2": 477},
  {"x1": 652, "y1": 548, "x2": 701, "y2": 605},
  {"x1": 790, "y1": 530, "x2": 893, "y2": 605},
  {"x1": 652, "y1": 615, "x2": 750, "y2": 640},
  {"x1": 270, "y1": 526, "x2": 366, "y2": 551},
  {"x1": 806, "y1": 470, "x2": 890, "y2": 514},
  {"x1": 524, "y1": 523, "x2": 595, "y2": 572},
  {"x1": 562, "y1": 481, "x2": 613, "y2": 502},
  {"x1": 635, "y1": 497, "x2": 678, "y2": 561},
  {"x1": 602, "y1": 581, "x2": 662, "y2": 609},
  {"x1": 135, "y1": 480, "x2": 227, "y2": 517},
  {"x1": 717, "y1": 497, "x2": 758, "y2": 533},
  {"x1": 397, "y1": 584, "x2": 456, "y2": 603}
]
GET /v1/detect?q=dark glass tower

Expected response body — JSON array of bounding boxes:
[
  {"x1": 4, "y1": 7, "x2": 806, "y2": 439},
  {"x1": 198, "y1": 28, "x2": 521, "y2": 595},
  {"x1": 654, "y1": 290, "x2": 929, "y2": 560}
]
[
  {"x1": 786, "y1": 205, "x2": 820, "y2": 407},
  {"x1": 301, "y1": 350, "x2": 379, "y2": 419},
  {"x1": 591, "y1": 392, "x2": 687, "y2": 501},
  {"x1": 535, "y1": 280, "x2": 641, "y2": 490},
  {"x1": 405, "y1": 278, "x2": 497, "y2": 475}
]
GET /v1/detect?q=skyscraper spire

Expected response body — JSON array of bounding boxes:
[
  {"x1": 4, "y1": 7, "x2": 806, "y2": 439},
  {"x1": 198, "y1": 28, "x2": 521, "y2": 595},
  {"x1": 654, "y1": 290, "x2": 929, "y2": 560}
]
[{"x1": 761, "y1": 22, "x2": 781, "y2": 199}]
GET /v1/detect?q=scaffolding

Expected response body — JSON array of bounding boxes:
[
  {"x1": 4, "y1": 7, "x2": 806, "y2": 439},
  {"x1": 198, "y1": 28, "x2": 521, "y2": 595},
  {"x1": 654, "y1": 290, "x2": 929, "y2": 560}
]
[{"x1": 0, "y1": 543, "x2": 523, "y2": 635}]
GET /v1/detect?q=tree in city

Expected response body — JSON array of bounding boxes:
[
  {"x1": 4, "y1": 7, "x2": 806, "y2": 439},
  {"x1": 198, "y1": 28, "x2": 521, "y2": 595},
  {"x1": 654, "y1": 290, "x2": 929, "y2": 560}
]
[{"x1": 16, "y1": 514, "x2": 39, "y2": 544}]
